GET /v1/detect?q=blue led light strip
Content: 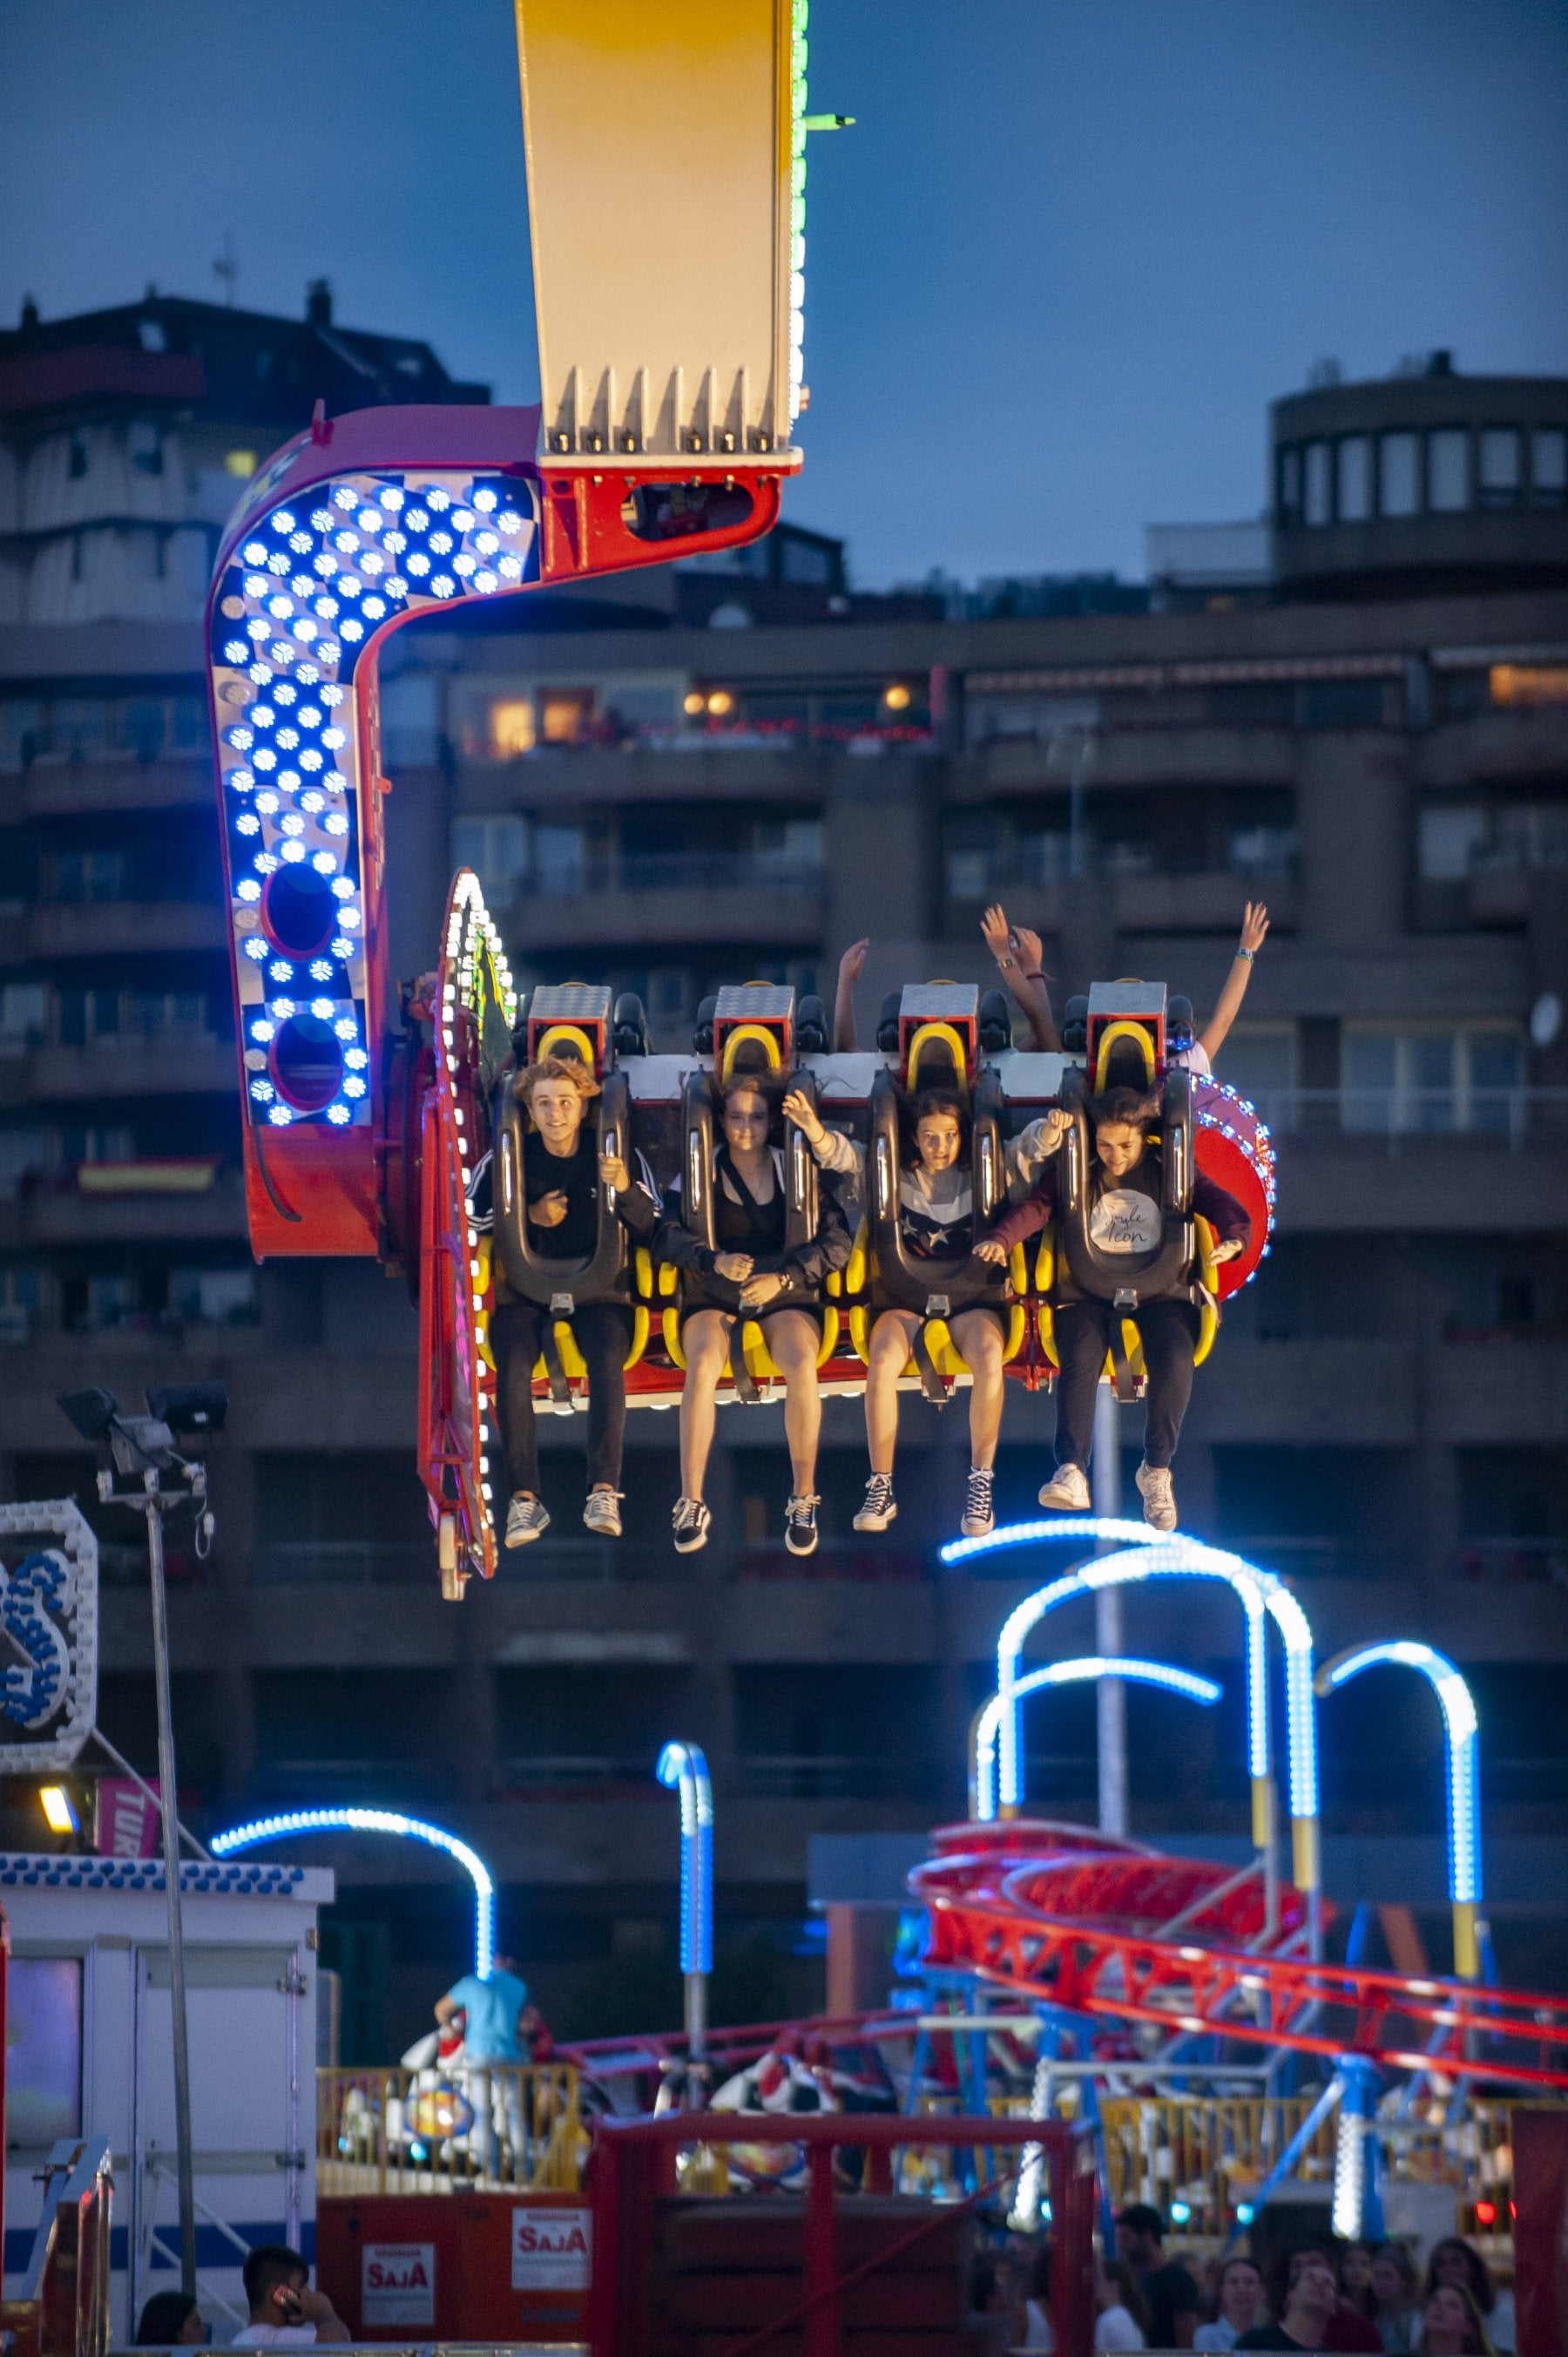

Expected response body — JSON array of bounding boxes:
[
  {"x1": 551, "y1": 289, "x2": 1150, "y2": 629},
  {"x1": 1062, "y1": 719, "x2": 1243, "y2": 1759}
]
[
  {"x1": 212, "y1": 1805, "x2": 497, "y2": 1977},
  {"x1": 946, "y1": 1521, "x2": 1319, "y2": 1870},
  {"x1": 1319, "y1": 1642, "x2": 1482, "y2": 1907},
  {"x1": 656, "y1": 1741, "x2": 713, "y2": 1978},
  {"x1": 972, "y1": 1656, "x2": 1222, "y2": 1822}
]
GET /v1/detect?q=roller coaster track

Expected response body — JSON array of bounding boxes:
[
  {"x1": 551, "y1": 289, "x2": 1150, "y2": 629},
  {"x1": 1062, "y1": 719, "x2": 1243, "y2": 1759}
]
[{"x1": 912, "y1": 1821, "x2": 1568, "y2": 2092}]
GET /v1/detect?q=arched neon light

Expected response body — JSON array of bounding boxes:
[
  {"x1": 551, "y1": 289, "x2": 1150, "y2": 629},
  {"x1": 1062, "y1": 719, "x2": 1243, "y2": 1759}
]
[
  {"x1": 657, "y1": 1742, "x2": 713, "y2": 1979},
  {"x1": 945, "y1": 1521, "x2": 1319, "y2": 1889},
  {"x1": 972, "y1": 1657, "x2": 1222, "y2": 1822},
  {"x1": 213, "y1": 1806, "x2": 496, "y2": 1978},
  {"x1": 1317, "y1": 1641, "x2": 1483, "y2": 1978}
]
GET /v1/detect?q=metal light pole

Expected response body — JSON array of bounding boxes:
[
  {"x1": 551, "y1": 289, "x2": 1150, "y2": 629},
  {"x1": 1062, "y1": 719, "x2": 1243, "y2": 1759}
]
[
  {"x1": 57, "y1": 1383, "x2": 225, "y2": 2306},
  {"x1": 139, "y1": 1473, "x2": 198, "y2": 2299},
  {"x1": 1092, "y1": 1384, "x2": 1128, "y2": 1838}
]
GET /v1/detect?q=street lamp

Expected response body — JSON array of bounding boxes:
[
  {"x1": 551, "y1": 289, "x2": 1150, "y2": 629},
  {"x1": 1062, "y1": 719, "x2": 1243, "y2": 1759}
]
[{"x1": 56, "y1": 1378, "x2": 227, "y2": 2299}]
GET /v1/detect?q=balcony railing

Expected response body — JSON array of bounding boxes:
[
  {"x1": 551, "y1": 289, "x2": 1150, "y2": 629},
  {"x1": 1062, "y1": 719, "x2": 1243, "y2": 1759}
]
[
  {"x1": 1456, "y1": 1536, "x2": 1568, "y2": 1585},
  {"x1": 1246, "y1": 1087, "x2": 1568, "y2": 1145},
  {"x1": 512, "y1": 852, "x2": 822, "y2": 899}
]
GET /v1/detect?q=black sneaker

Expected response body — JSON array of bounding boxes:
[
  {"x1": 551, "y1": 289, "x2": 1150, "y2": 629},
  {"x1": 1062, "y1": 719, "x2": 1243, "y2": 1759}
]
[
  {"x1": 853, "y1": 1473, "x2": 896, "y2": 1533},
  {"x1": 784, "y1": 1495, "x2": 820, "y2": 1557},
  {"x1": 672, "y1": 1496, "x2": 712, "y2": 1554},
  {"x1": 961, "y1": 1466, "x2": 995, "y2": 1538}
]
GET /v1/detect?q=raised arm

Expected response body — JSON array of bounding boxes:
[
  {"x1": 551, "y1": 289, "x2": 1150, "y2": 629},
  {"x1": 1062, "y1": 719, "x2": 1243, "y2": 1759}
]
[
  {"x1": 980, "y1": 904, "x2": 1062, "y2": 1052},
  {"x1": 1197, "y1": 901, "x2": 1268, "y2": 1063},
  {"x1": 832, "y1": 938, "x2": 868, "y2": 1053}
]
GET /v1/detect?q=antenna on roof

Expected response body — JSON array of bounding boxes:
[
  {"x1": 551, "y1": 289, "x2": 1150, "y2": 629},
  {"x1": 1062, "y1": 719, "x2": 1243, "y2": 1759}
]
[{"x1": 213, "y1": 232, "x2": 237, "y2": 308}]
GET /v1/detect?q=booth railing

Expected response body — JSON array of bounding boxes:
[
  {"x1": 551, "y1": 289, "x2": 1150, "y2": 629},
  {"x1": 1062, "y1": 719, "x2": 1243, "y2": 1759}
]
[{"x1": 317, "y1": 2065, "x2": 583, "y2": 2195}]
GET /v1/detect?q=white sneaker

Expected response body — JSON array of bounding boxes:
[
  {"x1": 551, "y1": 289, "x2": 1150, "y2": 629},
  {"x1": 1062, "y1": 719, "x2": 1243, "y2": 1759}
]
[
  {"x1": 853, "y1": 1473, "x2": 896, "y2": 1533},
  {"x1": 1037, "y1": 1463, "x2": 1092, "y2": 1512},
  {"x1": 504, "y1": 1494, "x2": 551, "y2": 1548},
  {"x1": 583, "y1": 1489, "x2": 624, "y2": 1538},
  {"x1": 961, "y1": 1466, "x2": 995, "y2": 1538},
  {"x1": 672, "y1": 1496, "x2": 712, "y2": 1554},
  {"x1": 1135, "y1": 1461, "x2": 1177, "y2": 1532}
]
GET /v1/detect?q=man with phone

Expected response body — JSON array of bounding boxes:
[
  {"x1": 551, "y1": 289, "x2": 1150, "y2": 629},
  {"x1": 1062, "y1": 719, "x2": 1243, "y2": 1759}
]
[{"x1": 232, "y1": 2247, "x2": 348, "y2": 2347}]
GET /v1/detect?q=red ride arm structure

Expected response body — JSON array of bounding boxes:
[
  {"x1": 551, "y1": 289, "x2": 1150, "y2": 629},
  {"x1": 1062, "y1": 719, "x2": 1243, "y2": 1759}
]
[{"x1": 206, "y1": 403, "x2": 789, "y2": 1263}]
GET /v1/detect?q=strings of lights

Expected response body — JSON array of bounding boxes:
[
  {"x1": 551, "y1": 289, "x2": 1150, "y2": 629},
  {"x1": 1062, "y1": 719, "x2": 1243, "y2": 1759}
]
[{"x1": 439, "y1": 873, "x2": 515, "y2": 1525}]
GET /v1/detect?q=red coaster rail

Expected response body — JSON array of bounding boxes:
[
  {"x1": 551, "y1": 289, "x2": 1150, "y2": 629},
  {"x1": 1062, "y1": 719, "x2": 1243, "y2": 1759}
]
[{"x1": 914, "y1": 1822, "x2": 1568, "y2": 2091}]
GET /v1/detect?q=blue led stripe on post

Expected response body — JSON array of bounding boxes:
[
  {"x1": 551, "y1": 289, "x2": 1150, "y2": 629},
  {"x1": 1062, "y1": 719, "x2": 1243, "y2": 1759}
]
[
  {"x1": 949, "y1": 1522, "x2": 1320, "y2": 1880},
  {"x1": 212, "y1": 1805, "x2": 497, "y2": 1978},
  {"x1": 1317, "y1": 1642, "x2": 1483, "y2": 1907},
  {"x1": 972, "y1": 1656, "x2": 1222, "y2": 1822},
  {"x1": 656, "y1": 1742, "x2": 713, "y2": 1978}
]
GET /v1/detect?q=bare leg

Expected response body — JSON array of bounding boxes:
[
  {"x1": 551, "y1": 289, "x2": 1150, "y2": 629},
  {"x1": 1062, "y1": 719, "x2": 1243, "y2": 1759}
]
[
  {"x1": 763, "y1": 1309, "x2": 823, "y2": 1493},
  {"x1": 679, "y1": 1310, "x2": 733, "y2": 1500},
  {"x1": 952, "y1": 1307, "x2": 1005, "y2": 1468},
  {"x1": 864, "y1": 1309, "x2": 922, "y2": 1476}
]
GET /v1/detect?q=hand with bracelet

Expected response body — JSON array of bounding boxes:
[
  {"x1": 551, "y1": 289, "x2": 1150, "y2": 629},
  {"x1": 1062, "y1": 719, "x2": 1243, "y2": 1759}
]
[
  {"x1": 980, "y1": 904, "x2": 1061, "y2": 1052},
  {"x1": 1182, "y1": 900, "x2": 1270, "y2": 1073}
]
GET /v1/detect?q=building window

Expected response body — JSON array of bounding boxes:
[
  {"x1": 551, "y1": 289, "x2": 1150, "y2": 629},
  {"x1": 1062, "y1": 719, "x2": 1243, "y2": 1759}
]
[
  {"x1": 1378, "y1": 431, "x2": 1420, "y2": 517},
  {"x1": 1276, "y1": 444, "x2": 1301, "y2": 525},
  {"x1": 1427, "y1": 429, "x2": 1469, "y2": 511},
  {"x1": 1342, "y1": 1026, "x2": 1523, "y2": 1132},
  {"x1": 0, "y1": 1263, "x2": 44, "y2": 1341},
  {"x1": 1302, "y1": 440, "x2": 1331, "y2": 526},
  {"x1": 170, "y1": 1268, "x2": 258, "y2": 1326},
  {"x1": 1417, "y1": 804, "x2": 1488, "y2": 879},
  {"x1": 490, "y1": 698, "x2": 537, "y2": 757},
  {"x1": 450, "y1": 815, "x2": 528, "y2": 904},
  {"x1": 0, "y1": 1128, "x2": 48, "y2": 1199},
  {"x1": 1220, "y1": 1025, "x2": 1297, "y2": 1107},
  {"x1": 1298, "y1": 677, "x2": 1387, "y2": 728},
  {"x1": 1477, "y1": 428, "x2": 1522, "y2": 510},
  {"x1": 127, "y1": 421, "x2": 164, "y2": 477},
  {"x1": 1530, "y1": 428, "x2": 1567, "y2": 509},
  {"x1": 68, "y1": 433, "x2": 88, "y2": 480},
  {"x1": 1335, "y1": 437, "x2": 1371, "y2": 522}
]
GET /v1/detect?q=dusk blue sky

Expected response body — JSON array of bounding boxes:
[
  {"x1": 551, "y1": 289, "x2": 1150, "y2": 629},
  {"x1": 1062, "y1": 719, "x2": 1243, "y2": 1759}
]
[{"x1": 3, "y1": 0, "x2": 1565, "y2": 586}]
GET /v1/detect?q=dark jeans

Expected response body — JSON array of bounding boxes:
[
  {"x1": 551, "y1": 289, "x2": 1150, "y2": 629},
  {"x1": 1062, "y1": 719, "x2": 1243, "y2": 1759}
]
[
  {"x1": 490, "y1": 1298, "x2": 633, "y2": 1498},
  {"x1": 1053, "y1": 1297, "x2": 1201, "y2": 1472}
]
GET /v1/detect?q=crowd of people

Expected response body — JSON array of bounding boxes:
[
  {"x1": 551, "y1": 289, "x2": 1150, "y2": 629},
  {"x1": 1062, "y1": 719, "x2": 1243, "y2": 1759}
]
[
  {"x1": 482, "y1": 902, "x2": 1269, "y2": 1557},
  {"x1": 960, "y1": 2206, "x2": 1515, "y2": 2355}
]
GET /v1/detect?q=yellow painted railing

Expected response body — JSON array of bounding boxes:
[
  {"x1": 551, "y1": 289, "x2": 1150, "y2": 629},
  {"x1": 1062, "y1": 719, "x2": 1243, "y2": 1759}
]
[{"x1": 317, "y1": 2064, "x2": 583, "y2": 2195}]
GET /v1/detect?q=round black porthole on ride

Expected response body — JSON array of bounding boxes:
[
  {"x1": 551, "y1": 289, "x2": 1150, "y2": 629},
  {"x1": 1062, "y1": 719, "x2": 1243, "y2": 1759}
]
[
  {"x1": 270, "y1": 1012, "x2": 344, "y2": 1112},
  {"x1": 262, "y1": 863, "x2": 337, "y2": 959}
]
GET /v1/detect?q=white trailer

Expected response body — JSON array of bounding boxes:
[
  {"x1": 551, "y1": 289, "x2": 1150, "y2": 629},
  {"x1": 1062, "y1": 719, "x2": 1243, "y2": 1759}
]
[{"x1": 0, "y1": 1851, "x2": 331, "y2": 2345}]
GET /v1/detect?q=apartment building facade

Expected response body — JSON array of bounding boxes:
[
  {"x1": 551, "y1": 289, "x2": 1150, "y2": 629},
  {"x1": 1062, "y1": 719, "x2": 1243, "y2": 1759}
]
[{"x1": 2, "y1": 317, "x2": 1565, "y2": 2043}]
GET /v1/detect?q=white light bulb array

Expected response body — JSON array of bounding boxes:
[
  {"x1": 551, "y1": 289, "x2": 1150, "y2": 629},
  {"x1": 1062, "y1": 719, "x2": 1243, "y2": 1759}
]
[{"x1": 435, "y1": 873, "x2": 516, "y2": 1538}]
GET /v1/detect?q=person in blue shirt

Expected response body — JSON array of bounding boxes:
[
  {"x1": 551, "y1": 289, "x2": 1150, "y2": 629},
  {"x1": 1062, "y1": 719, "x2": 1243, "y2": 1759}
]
[
  {"x1": 434, "y1": 1954, "x2": 532, "y2": 2178},
  {"x1": 436, "y1": 1954, "x2": 531, "y2": 2060}
]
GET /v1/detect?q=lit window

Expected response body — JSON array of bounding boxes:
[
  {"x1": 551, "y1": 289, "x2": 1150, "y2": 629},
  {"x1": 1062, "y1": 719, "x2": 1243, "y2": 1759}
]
[
  {"x1": 490, "y1": 700, "x2": 536, "y2": 758},
  {"x1": 1378, "y1": 432, "x2": 1419, "y2": 517},
  {"x1": 1302, "y1": 442, "x2": 1331, "y2": 526},
  {"x1": 1335, "y1": 437, "x2": 1370, "y2": 522},
  {"x1": 225, "y1": 450, "x2": 258, "y2": 477},
  {"x1": 1428, "y1": 429, "x2": 1469, "y2": 511}
]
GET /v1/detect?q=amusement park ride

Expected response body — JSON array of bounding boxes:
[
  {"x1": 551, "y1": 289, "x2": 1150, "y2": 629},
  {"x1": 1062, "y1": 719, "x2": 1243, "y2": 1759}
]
[{"x1": 188, "y1": 5, "x2": 1568, "y2": 2346}]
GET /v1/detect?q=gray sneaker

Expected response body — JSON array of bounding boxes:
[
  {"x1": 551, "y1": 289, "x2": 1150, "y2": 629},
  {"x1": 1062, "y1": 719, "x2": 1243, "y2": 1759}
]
[
  {"x1": 1037, "y1": 1463, "x2": 1092, "y2": 1512},
  {"x1": 1135, "y1": 1461, "x2": 1177, "y2": 1533},
  {"x1": 504, "y1": 1494, "x2": 551, "y2": 1548},
  {"x1": 584, "y1": 1489, "x2": 624, "y2": 1538},
  {"x1": 853, "y1": 1473, "x2": 896, "y2": 1533}
]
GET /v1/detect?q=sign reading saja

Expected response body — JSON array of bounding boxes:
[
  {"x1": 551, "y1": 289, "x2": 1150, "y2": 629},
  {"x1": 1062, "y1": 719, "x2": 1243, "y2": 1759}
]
[{"x1": 511, "y1": 2205, "x2": 591, "y2": 2291}]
